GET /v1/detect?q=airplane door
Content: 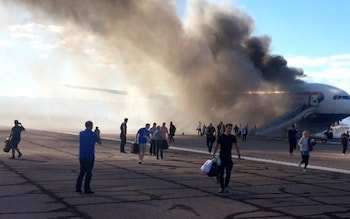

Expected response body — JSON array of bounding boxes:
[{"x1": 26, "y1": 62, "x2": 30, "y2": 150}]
[{"x1": 309, "y1": 95, "x2": 319, "y2": 106}]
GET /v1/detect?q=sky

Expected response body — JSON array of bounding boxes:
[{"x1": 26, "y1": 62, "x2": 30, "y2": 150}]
[
  {"x1": 240, "y1": 0, "x2": 350, "y2": 90},
  {"x1": 178, "y1": 0, "x2": 350, "y2": 91},
  {"x1": 0, "y1": 0, "x2": 349, "y2": 132}
]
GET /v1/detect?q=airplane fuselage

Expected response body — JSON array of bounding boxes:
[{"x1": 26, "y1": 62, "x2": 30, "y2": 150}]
[{"x1": 255, "y1": 83, "x2": 350, "y2": 137}]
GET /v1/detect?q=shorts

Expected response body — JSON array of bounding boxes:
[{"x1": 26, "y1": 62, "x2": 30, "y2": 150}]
[
  {"x1": 11, "y1": 140, "x2": 20, "y2": 149},
  {"x1": 138, "y1": 143, "x2": 147, "y2": 153}
]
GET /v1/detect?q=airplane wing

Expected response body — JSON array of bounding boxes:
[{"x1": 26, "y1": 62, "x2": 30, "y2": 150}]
[
  {"x1": 65, "y1": 84, "x2": 128, "y2": 95},
  {"x1": 65, "y1": 84, "x2": 170, "y2": 102}
]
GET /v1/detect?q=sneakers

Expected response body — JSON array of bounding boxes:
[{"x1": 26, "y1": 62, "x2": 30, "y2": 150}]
[
  {"x1": 218, "y1": 188, "x2": 224, "y2": 193},
  {"x1": 75, "y1": 188, "x2": 82, "y2": 193},
  {"x1": 303, "y1": 168, "x2": 307, "y2": 172},
  {"x1": 18, "y1": 153, "x2": 22, "y2": 158}
]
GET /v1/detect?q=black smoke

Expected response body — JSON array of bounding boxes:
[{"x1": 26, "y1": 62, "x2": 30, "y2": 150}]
[{"x1": 4, "y1": 0, "x2": 305, "y2": 132}]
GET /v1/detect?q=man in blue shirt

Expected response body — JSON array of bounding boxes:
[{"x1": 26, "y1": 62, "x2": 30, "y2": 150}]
[
  {"x1": 75, "y1": 121, "x2": 101, "y2": 194},
  {"x1": 135, "y1": 123, "x2": 150, "y2": 164}
]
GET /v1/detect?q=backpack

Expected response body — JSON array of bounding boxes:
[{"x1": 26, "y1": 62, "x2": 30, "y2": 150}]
[{"x1": 308, "y1": 137, "x2": 316, "y2": 151}]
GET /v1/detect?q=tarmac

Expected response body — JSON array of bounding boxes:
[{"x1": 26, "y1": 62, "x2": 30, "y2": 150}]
[{"x1": 1, "y1": 129, "x2": 350, "y2": 219}]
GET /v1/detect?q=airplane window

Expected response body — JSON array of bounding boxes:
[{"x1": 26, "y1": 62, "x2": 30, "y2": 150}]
[{"x1": 333, "y1": 95, "x2": 350, "y2": 100}]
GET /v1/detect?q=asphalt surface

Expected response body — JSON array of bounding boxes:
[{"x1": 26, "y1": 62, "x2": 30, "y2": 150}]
[{"x1": 1, "y1": 130, "x2": 350, "y2": 219}]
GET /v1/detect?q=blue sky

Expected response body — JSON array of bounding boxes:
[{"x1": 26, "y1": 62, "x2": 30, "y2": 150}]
[{"x1": 234, "y1": 0, "x2": 350, "y2": 57}]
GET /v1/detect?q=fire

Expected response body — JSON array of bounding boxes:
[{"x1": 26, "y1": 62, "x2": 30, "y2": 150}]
[{"x1": 245, "y1": 90, "x2": 289, "y2": 95}]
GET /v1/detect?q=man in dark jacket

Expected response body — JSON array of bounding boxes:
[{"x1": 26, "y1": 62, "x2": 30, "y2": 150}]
[{"x1": 9, "y1": 120, "x2": 25, "y2": 159}]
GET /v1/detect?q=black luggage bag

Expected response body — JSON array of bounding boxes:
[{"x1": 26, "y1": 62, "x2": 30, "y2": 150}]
[{"x1": 131, "y1": 143, "x2": 139, "y2": 154}]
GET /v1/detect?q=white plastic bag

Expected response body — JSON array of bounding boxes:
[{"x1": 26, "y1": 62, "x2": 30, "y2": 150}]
[{"x1": 200, "y1": 159, "x2": 213, "y2": 173}]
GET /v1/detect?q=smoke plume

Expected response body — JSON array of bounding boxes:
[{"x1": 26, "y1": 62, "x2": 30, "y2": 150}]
[{"x1": 3, "y1": 0, "x2": 305, "y2": 133}]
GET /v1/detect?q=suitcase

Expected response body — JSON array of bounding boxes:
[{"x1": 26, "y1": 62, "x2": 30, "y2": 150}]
[
  {"x1": 3, "y1": 138, "x2": 12, "y2": 153},
  {"x1": 131, "y1": 143, "x2": 139, "y2": 154}
]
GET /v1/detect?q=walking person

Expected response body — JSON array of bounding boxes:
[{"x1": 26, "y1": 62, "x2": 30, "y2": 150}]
[
  {"x1": 206, "y1": 123, "x2": 216, "y2": 153},
  {"x1": 197, "y1": 121, "x2": 202, "y2": 136},
  {"x1": 120, "y1": 118, "x2": 128, "y2": 153},
  {"x1": 287, "y1": 124, "x2": 298, "y2": 156},
  {"x1": 94, "y1": 126, "x2": 101, "y2": 143},
  {"x1": 212, "y1": 123, "x2": 241, "y2": 193},
  {"x1": 149, "y1": 123, "x2": 157, "y2": 155},
  {"x1": 9, "y1": 120, "x2": 25, "y2": 159},
  {"x1": 154, "y1": 126, "x2": 163, "y2": 159},
  {"x1": 297, "y1": 130, "x2": 310, "y2": 172},
  {"x1": 242, "y1": 126, "x2": 248, "y2": 142},
  {"x1": 158, "y1": 122, "x2": 169, "y2": 159},
  {"x1": 341, "y1": 130, "x2": 349, "y2": 155},
  {"x1": 135, "y1": 123, "x2": 151, "y2": 164},
  {"x1": 75, "y1": 121, "x2": 101, "y2": 194},
  {"x1": 169, "y1": 121, "x2": 176, "y2": 142}
]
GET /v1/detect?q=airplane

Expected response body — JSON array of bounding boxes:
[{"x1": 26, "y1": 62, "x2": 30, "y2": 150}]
[
  {"x1": 254, "y1": 83, "x2": 350, "y2": 139},
  {"x1": 66, "y1": 82, "x2": 350, "y2": 139}
]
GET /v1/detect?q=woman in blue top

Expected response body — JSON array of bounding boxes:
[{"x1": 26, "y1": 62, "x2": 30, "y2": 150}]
[{"x1": 298, "y1": 130, "x2": 310, "y2": 172}]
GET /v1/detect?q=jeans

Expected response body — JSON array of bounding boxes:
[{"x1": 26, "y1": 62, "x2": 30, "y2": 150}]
[
  {"x1": 300, "y1": 151, "x2": 309, "y2": 168},
  {"x1": 218, "y1": 159, "x2": 233, "y2": 189},
  {"x1": 289, "y1": 140, "x2": 296, "y2": 153},
  {"x1": 150, "y1": 139, "x2": 156, "y2": 155},
  {"x1": 120, "y1": 134, "x2": 126, "y2": 152},
  {"x1": 206, "y1": 136, "x2": 215, "y2": 153},
  {"x1": 342, "y1": 142, "x2": 348, "y2": 154},
  {"x1": 156, "y1": 140, "x2": 163, "y2": 159},
  {"x1": 76, "y1": 158, "x2": 94, "y2": 191}
]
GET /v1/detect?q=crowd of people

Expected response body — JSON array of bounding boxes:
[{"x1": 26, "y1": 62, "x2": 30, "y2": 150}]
[{"x1": 4, "y1": 118, "x2": 349, "y2": 195}]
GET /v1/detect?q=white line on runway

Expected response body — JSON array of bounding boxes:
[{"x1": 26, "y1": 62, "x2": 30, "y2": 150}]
[
  {"x1": 58, "y1": 133, "x2": 350, "y2": 175},
  {"x1": 169, "y1": 146, "x2": 350, "y2": 175}
]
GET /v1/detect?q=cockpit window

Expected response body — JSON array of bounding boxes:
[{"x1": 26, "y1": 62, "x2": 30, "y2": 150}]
[{"x1": 333, "y1": 95, "x2": 350, "y2": 100}]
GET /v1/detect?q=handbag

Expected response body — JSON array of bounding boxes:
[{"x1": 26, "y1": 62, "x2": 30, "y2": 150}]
[
  {"x1": 207, "y1": 162, "x2": 219, "y2": 177},
  {"x1": 200, "y1": 159, "x2": 213, "y2": 173},
  {"x1": 161, "y1": 139, "x2": 169, "y2": 150}
]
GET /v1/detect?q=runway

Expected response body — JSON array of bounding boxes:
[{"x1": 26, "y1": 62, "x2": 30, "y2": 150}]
[{"x1": 1, "y1": 129, "x2": 350, "y2": 219}]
